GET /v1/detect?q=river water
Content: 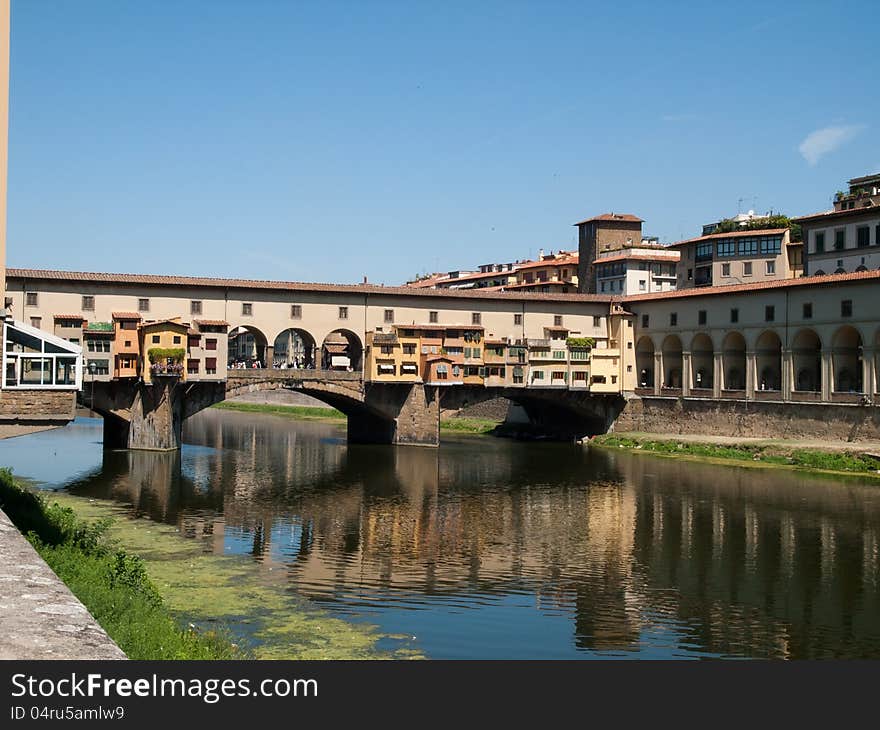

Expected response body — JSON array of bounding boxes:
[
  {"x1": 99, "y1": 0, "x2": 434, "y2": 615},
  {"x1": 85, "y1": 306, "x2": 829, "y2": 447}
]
[{"x1": 4, "y1": 410, "x2": 880, "y2": 659}]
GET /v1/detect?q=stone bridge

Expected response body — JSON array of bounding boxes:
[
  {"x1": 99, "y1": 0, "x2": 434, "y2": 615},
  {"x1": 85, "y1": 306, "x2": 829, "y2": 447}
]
[{"x1": 83, "y1": 369, "x2": 626, "y2": 450}]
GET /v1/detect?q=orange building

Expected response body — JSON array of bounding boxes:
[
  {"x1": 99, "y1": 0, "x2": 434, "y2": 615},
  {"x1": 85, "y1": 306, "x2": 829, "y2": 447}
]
[{"x1": 112, "y1": 312, "x2": 141, "y2": 378}]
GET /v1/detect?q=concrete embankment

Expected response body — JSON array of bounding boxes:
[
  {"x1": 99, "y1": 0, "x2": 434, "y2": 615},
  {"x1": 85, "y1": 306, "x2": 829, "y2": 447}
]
[{"x1": 0, "y1": 507, "x2": 125, "y2": 660}]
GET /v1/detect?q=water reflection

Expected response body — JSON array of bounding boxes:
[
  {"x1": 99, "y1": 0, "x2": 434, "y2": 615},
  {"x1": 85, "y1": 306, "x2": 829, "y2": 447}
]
[{"x1": 5, "y1": 411, "x2": 880, "y2": 658}]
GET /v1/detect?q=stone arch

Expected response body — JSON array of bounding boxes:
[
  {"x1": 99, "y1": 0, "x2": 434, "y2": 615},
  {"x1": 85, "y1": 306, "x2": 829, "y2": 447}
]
[
  {"x1": 856, "y1": 264, "x2": 868, "y2": 272},
  {"x1": 832, "y1": 325, "x2": 863, "y2": 393},
  {"x1": 661, "y1": 335, "x2": 682, "y2": 389},
  {"x1": 273, "y1": 327, "x2": 318, "y2": 369},
  {"x1": 722, "y1": 331, "x2": 746, "y2": 391},
  {"x1": 792, "y1": 328, "x2": 821, "y2": 392},
  {"x1": 814, "y1": 269, "x2": 826, "y2": 276},
  {"x1": 635, "y1": 336, "x2": 655, "y2": 388},
  {"x1": 228, "y1": 325, "x2": 270, "y2": 368},
  {"x1": 321, "y1": 329, "x2": 363, "y2": 371},
  {"x1": 755, "y1": 330, "x2": 782, "y2": 392},
  {"x1": 690, "y1": 333, "x2": 714, "y2": 390}
]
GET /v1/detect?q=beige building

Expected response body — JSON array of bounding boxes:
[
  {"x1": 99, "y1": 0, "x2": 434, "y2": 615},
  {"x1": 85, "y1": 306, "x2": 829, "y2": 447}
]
[
  {"x1": 670, "y1": 228, "x2": 802, "y2": 290},
  {"x1": 628, "y1": 270, "x2": 880, "y2": 402},
  {"x1": 594, "y1": 246, "x2": 679, "y2": 295},
  {"x1": 795, "y1": 173, "x2": 880, "y2": 276}
]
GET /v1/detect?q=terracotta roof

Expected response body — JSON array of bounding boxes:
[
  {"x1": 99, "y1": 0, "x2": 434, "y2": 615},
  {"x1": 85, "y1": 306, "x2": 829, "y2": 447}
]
[
  {"x1": 503, "y1": 280, "x2": 574, "y2": 290},
  {"x1": 624, "y1": 269, "x2": 880, "y2": 303},
  {"x1": 111, "y1": 311, "x2": 142, "y2": 320},
  {"x1": 53, "y1": 313, "x2": 85, "y2": 321},
  {"x1": 574, "y1": 213, "x2": 643, "y2": 225},
  {"x1": 139, "y1": 318, "x2": 190, "y2": 330},
  {"x1": 193, "y1": 319, "x2": 229, "y2": 327},
  {"x1": 7, "y1": 268, "x2": 612, "y2": 304},
  {"x1": 593, "y1": 252, "x2": 680, "y2": 265},
  {"x1": 793, "y1": 205, "x2": 879, "y2": 224},
  {"x1": 666, "y1": 228, "x2": 788, "y2": 248},
  {"x1": 515, "y1": 255, "x2": 578, "y2": 271}
]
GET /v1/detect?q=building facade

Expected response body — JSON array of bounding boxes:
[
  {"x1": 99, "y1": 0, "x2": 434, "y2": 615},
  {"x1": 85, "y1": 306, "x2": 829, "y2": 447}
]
[{"x1": 576, "y1": 213, "x2": 644, "y2": 294}]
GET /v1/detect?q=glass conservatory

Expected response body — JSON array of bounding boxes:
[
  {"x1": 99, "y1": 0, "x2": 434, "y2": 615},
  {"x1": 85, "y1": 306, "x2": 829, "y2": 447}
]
[{"x1": 2, "y1": 319, "x2": 82, "y2": 390}]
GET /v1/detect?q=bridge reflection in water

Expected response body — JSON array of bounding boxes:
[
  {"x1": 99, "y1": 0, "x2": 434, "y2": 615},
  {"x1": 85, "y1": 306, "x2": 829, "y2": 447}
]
[{"x1": 63, "y1": 409, "x2": 880, "y2": 659}]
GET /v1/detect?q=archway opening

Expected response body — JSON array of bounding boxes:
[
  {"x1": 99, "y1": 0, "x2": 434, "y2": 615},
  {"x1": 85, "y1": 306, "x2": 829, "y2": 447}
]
[
  {"x1": 273, "y1": 328, "x2": 317, "y2": 369},
  {"x1": 321, "y1": 329, "x2": 363, "y2": 371},
  {"x1": 690, "y1": 333, "x2": 714, "y2": 390},
  {"x1": 792, "y1": 328, "x2": 821, "y2": 392},
  {"x1": 755, "y1": 330, "x2": 782, "y2": 392},
  {"x1": 832, "y1": 325, "x2": 863, "y2": 393},
  {"x1": 722, "y1": 331, "x2": 746, "y2": 391},
  {"x1": 228, "y1": 325, "x2": 270, "y2": 368},
  {"x1": 661, "y1": 335, "x2": 682, "y2": 389},
  {"x1": 635, "y1": 336, "x2": 655, "y2": 388}
]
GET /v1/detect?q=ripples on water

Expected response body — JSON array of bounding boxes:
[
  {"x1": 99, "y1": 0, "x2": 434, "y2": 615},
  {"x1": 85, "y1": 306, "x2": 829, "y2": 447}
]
[{"x1": 4, "y1": 411, "x2": 880, "y2": 659}]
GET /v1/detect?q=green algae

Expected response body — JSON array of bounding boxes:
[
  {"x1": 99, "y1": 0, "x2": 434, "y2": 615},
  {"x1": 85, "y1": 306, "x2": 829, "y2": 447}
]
[{"x1": 45, "y1": 493, "x2": 423, "y2": 660}]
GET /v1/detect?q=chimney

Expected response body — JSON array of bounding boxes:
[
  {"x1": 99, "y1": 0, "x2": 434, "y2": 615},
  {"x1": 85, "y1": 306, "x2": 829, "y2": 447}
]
[{"x1": 363, "y1": 276, "x2": 368, "y2": 284}]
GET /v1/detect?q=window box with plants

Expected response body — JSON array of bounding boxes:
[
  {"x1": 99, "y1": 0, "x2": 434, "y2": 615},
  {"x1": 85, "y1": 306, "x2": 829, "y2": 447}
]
[{"x1": 148, "y1": 347, "x2": 186, "y2": 378}]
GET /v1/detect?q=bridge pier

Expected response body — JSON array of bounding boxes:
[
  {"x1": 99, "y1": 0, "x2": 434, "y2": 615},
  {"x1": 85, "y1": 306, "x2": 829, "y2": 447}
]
[
  {"x1": 87, "y1": 379, "x2": 186, "y2": 451},
  {"x1": 356, "y1": 382, "x2": 440, "y2": 446}
]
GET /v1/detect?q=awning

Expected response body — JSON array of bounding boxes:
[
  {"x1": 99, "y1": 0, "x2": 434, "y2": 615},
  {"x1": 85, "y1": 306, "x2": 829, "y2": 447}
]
[
  {"x1": 378, "y1": 364, "x2": 395, "y2": 372},
  {"x1": 331, "y1": 356, "x2": 350, "y2": 367},
  {"x1": 401, "y1": 364, "x2": 418, "y2": 372}
]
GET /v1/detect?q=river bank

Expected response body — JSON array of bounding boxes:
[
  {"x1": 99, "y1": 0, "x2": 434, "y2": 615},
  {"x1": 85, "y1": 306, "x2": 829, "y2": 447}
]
[
  {"x1": 0, "y1": 469, "x2": 421, "y2": 660},
  {"x1": 592, "y1": 433, "x2": 880, "y2": 478},
  {"x1": 213, "y1": 400, "x2": 501, "y2": 435}
]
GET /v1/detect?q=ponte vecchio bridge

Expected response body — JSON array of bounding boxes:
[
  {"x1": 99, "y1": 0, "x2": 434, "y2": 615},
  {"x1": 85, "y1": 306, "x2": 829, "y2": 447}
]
[{"x1": 6, "y1": 267, "x2": 880, "y2": 449}]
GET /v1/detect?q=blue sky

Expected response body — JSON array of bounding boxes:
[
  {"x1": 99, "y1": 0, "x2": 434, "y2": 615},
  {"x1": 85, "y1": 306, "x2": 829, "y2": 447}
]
[{"x1": 6, "y1": 0, "x2": 878, "y2": 284}]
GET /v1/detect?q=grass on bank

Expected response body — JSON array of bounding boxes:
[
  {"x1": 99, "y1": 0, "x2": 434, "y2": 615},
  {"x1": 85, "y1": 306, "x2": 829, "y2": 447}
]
[
  {"x1": 0, "y1": 468, "x2": 242, "y2": 659},
  {"x1": 591, "y1": 434, "x2": 880, "y2": 476},
  {"x1": 213, "y1": 400, "x2": 500, "y2": 434}
]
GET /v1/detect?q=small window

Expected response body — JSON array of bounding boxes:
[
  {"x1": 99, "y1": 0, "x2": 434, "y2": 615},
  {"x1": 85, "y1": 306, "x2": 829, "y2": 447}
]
[
  {"x1": 743, "y1": 262, "x2": 753, "y2": 277},
  {"x1": 514, "y1": 313, "x2": 522, "y2": 326},
  {"x1": 698, "y1": 310, "x2": 707, "y2": 325},
  {"x1": 472, "y1": 312, "x2": 481, "y2": 325},
  {"x1": 138, "y1": 298, "x2": 150, "y2": 312},
  {"x1": 429, "y1": 311, "x2": 438, "y2": 323},
  {"x1": 172, "y1": 335, "x2": 181, "y2": 344},
  {"x1": 291, "y1": 304, "x2": 302, "y2": 319},
  {"x1": 593, "y1": 316, "x2": 601, "y2": 327},
  {"x1": 190, "y1": 300, "x2": 202, "y2": 316},
  {"x1": 339, "y1": 306, "x2": 348, "y2": 320},
  {"x1": 765, "y1": 305, "x2": 775, "y2": 322},
  {"x1": 82, "y1": 295, "x2": 95, "y2": 311},
  {"x1": 152, "y1": 335, "x2": 160, "y2": 344},
  {"x1": 670, "y1": 312, "x2": 677, "y2": 327},
  {"x1": 384, "y1": 309, "x2": 394, "y2": 323},
  {"x1": 641, "y1": 314, "x2": 649, "y2": 328},
  {"x1": 25, "y1": 292, "x2": 38, "y2": 306},
  {"x1": 721, "y1": 263, "x2": 731, "y2": 277},
  {"x1": 205, "y1": 357, "x2": 217, "y2": 374},
  {"x1": 841, "y1": 299, "x2": 852, "y2": 317},
  {"x1": 242, "y1": 302, "x2": 253, "y2": 316},
  {"x1": 730, "y1": 308, "x2": 739, "y2": 323},
  {"x1": 803, "y1": 302, "x2": 812, "y2": 319},
  {"x1": 857, "y1": 226, "x2": 870, "y2": 248},
  {"x1": 765, "y1": 260, "x2": 775, "y2": 275},
  {"x1": 187, "y1": 359, "x2": 200, "y2": 375},
  {"x1": 30, "y1": 316, "x2": 41, "y2": 328},
  {"x1": 639, "y1": 279, "x2": 646, "y2": 290},
  {"x1": 687, "y1": 268, "x2": 693, "y2": 280},
  {"x1": 814, "y1": 231, "x2": 825, "y2": 253},
  {"x1": 554, "y1": 315, "x2": 563, "y2": 327},
  {"x1": 834, "y1": 229, "x2": 845, "y2": 250},
  {"x1": 206, "y1": 338, "x2": 217, "y2": 351}
]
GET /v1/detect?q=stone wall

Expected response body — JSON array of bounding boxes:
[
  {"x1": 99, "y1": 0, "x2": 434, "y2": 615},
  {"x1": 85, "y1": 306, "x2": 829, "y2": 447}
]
[
  {"x1": 614, "y1": 396, "x2": 880, "y2": 442},
  {"x1": 0, "y1": 507, "x2": 126, "y2": 659},
  {"x1": 0, "y1": 389, "x2": 75, "y2": 421}
]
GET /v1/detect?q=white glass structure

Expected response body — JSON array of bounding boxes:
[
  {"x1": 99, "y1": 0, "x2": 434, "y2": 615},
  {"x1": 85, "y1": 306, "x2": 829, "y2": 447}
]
[{"x1": 2, "y1": 319, "x2": 82, "y2": 390}]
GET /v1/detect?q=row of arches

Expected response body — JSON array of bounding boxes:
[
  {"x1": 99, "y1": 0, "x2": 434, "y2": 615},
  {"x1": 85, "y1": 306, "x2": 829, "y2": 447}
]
[
  {"x1": 228, "y1": 326, "x2": 363, "y2": 371},
  {"x1": 635, "y1": 326, "x2": 870, "y2": 394}
]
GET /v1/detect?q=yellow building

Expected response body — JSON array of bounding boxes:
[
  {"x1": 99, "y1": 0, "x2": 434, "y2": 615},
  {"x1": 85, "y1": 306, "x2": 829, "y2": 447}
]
[{"x1": 140, "y1": 318, "x2": 189, "y2": 383}]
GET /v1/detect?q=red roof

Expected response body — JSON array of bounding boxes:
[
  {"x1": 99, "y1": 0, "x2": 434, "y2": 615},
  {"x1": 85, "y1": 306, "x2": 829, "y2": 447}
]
[
  {"x1": 666, "y1": 228, "x2": 788, "y2": 248},
  {"x1": 625, "y1": 268, "x2": 880, "y2": 302},
  {"x1": 111, "y1": 311, "x2": 142, "y2": 320},
  {"x1": 515, "y1": 254, "x2": 578, "y2": 271},
  {"x1": 53, "y1": 313, "x2": 85, "y2": 321},
  {"x1": 574, "y1": 213, "x2": 643, "y2": 225},
  {"x1": 793, "y1": 206, "x2": 880, "y2": 224},
  {"x1": 593, "y1": 251, "x2": 680, "y2": 265},
  {"x1": 7, "y1": 268, "x2": 612, "y2": 304},
  {"x1": 193, "y1": 319, "x2": 229, "y2": 327}
]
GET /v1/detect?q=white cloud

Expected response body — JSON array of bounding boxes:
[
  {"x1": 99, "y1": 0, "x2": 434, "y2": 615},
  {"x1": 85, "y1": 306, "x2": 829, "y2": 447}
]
[{"x1": 798, "y1": 124, "x2": 865, "y2": 166}]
